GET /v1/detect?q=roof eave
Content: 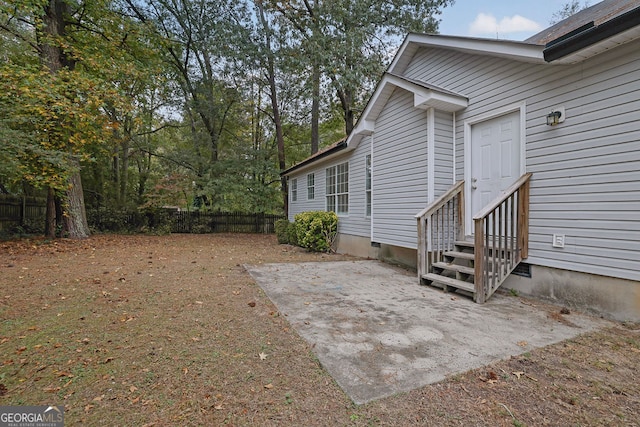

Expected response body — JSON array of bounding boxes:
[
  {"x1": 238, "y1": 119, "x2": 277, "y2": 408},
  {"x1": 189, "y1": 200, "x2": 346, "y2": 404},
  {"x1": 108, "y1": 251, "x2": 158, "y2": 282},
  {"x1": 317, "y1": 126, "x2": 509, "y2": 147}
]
[
  {"x1": 281, "y1": 140, "x2": 349, "y2": 177},
  {"x1": 544, "y1": 6, "x2": 640, "y2": 63}
]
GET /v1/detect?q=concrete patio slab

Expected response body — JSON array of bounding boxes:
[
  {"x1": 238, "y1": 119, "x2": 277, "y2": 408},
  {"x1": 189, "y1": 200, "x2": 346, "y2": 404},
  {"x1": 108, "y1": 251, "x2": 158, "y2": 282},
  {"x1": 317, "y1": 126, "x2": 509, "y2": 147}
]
[{"x1": 245, "y1": 260, "x2": 611, "y2": 404}]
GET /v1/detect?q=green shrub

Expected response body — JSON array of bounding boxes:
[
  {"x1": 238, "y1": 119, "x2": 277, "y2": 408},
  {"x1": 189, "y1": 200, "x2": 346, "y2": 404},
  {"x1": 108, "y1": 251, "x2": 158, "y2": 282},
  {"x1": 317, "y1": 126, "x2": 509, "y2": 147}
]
[
  {"x1": 293, "y1": 211, "x2": 338, "y2": 253},
  {"x1": 274, "y1": 219, "x2": 290, "y2": 244},
  {"x1": 287, "y1": 221, "x2": 299, "y2": 246}
]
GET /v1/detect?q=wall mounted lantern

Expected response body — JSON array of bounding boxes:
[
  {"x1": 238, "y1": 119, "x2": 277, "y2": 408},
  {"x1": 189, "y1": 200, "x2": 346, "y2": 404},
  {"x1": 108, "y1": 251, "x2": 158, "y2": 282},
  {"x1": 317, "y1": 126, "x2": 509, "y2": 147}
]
[{"x1": 546, "y1": 107, "x2": 565, "y2": 126}]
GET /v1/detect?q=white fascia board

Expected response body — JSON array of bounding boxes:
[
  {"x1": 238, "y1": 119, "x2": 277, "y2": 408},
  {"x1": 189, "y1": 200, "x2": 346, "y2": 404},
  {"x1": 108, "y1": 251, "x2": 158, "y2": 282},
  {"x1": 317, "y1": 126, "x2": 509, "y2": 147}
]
[
  {"x1": 284, "y1": 147, "x2": 354, "y2": 177},
  {"x1": 389, "y1": 34, "x2": 546, "y2": 74}
]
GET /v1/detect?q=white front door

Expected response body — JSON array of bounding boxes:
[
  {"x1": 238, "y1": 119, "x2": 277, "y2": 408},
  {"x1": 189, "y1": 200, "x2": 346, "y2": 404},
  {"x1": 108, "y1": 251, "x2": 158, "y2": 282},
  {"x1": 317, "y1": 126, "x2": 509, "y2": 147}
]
[{"x1": 470, "y1": 111, "x2": 521, "y2": 217}]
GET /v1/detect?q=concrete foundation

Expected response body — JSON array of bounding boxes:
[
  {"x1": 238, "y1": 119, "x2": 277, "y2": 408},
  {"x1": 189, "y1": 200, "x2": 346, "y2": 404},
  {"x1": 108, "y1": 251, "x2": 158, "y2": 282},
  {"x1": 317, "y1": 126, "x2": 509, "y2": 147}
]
[
  {"x1": 378, "y1": 243, "x2": 418, "y2": 270},
  {"x1": 335, "y1": 233, "x2": 379, "y2": 259},
  {"x1": 503, "y1": 265, "x2": 640, "y2": 323}
]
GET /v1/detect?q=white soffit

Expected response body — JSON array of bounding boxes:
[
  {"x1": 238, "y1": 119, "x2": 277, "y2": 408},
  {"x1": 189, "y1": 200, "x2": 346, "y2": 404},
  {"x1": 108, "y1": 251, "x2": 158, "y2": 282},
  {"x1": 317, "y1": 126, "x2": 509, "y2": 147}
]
[{"x1": 413, "y1": 90, "x2": 468, "y2": 112}]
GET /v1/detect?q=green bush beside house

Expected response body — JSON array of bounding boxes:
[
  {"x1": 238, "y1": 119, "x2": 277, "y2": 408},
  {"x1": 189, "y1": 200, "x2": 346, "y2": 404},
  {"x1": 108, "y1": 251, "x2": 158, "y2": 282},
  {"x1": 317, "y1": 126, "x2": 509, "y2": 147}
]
[{"x1": 275, "y1": 211, "x2": 338, "y2": 253}]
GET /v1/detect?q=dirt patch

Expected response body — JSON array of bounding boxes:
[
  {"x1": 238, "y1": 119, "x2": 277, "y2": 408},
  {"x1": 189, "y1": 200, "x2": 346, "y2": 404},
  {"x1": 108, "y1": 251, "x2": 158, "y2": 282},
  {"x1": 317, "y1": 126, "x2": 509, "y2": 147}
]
[{"x1": 1, "y1": 234, "x2": 638, "y2": 426}]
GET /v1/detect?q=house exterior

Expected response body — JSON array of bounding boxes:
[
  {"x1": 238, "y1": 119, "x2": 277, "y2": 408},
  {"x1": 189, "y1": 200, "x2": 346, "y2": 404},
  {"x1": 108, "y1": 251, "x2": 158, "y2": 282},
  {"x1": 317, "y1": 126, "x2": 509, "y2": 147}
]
[{"x1": 282, "y1": 0, "x2": 640, "y2": 322}]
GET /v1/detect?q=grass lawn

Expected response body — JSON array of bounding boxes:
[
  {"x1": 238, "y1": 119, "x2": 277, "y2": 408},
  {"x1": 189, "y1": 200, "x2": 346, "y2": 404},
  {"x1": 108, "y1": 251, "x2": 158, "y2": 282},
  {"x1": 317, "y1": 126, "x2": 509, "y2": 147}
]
[{"x1": 1, "y1": 234, "x2": 638, "y2": 426}]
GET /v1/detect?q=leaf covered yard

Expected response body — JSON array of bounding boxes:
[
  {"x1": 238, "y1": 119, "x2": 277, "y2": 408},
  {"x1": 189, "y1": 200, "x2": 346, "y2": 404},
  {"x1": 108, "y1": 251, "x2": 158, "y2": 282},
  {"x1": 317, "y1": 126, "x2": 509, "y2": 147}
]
[{"x1": 1, "y1": 234, "x2": 639, "y2": 426}]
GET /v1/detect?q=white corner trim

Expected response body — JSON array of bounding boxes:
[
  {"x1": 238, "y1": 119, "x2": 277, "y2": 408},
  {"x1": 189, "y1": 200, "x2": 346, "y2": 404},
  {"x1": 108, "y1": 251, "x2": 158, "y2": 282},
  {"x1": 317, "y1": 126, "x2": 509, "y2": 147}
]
[
  {"x1": 427, "y1": 108, "x2": 435, "y2": 203},
  {"x1": 452, "y1": 111, "x2": 456, "y2": 184}
]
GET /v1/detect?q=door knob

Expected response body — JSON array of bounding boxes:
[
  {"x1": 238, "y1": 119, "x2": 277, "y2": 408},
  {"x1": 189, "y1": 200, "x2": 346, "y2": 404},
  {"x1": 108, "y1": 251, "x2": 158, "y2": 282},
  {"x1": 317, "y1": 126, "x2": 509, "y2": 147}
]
[{"x1": 471, "y1": 177, "x2": 477, "y2": 190}]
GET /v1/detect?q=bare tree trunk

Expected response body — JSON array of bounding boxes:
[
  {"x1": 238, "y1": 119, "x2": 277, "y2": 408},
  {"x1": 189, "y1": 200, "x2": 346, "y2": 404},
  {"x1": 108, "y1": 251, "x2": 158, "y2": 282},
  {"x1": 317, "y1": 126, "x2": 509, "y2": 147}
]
[
  {"x1": 63, "y1": 164, "x2": 90, "y2": 238},
  {"x1": 311, "y1": 61, "x2": 320, "y2": 155},
  {"x1": 257, "y1": 1, "x2": 288, "y2": 216},
  {"x1": 40, "y1": 0, "x2": 90, "y2": 238}
]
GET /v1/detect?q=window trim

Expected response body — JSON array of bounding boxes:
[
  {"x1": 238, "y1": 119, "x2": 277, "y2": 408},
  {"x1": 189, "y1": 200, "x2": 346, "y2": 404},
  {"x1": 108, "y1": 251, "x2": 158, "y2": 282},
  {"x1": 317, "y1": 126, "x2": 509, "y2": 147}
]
[
  {"x1": 326, "y1": 162, "x2": 349, "y2": 215},
  {"x1": 307, "y1": 173, "x2": 315, "y2": 200},
  {"x1": 291, "y1": 178, "x2": 297, "y2": 202},
  {"x1": 365, "y1": 154, "x2": 371, "y2": 218}
]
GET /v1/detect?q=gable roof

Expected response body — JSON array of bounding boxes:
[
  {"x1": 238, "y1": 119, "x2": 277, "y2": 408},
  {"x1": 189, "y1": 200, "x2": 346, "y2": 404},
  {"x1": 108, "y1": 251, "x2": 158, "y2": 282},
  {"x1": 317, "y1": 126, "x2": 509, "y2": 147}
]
[
  {"x1": 388, "y1": 34, "x2": 546, "y2": 76},
  {"x1": 282, "y1": 0, "x2": 640, "y2": 176},
  {"x1": 347, "y1": 72, "x2": 468, "y2": 148}
]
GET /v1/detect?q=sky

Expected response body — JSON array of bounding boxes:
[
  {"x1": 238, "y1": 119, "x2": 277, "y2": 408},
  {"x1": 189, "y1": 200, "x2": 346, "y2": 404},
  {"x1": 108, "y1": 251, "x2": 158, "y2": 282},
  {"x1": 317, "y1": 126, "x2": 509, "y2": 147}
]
[{"x1": 437, "y1": 0, "x2": 583, "y2": 41}]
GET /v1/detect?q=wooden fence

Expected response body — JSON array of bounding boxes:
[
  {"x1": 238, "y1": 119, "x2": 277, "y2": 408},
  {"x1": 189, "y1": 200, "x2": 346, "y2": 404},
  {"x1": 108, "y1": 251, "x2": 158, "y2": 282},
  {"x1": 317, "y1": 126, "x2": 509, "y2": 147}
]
[
  {"x1": 171, "y1": 211, "x2": 283, "y2": 234},
  {"x1": 0, "y1": 195, "x2": 47, "y2": 232},
  {"x1": 0, "y1": 196, "x2": 282, "y2": 235}
]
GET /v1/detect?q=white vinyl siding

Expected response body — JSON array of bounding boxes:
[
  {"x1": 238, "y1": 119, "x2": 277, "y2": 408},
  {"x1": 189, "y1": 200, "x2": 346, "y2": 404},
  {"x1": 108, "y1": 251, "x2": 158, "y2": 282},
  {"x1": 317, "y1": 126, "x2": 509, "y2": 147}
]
[
  {"x1": 372, "y1": 88, "x2": 429, "y2": 249},
  {"x1": 287, "y1": 168, "x2": 327, "y2": 221},
  {"x1": 434, "y1": 110, "x2": 454, "y2": 197},
  {"x1": 337, "y1": 136, "x2": 374, "y2": 238},
  {"x1": 286, "y1": 141, "x2": 372, "y2": 240},
  {"x1": 403, "y1": 41, "x2": 640, "y2": 281}
]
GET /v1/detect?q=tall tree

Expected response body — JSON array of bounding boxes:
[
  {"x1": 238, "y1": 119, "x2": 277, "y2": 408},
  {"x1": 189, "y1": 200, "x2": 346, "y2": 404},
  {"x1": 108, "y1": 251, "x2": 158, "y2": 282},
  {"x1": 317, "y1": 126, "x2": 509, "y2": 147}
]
[
  {"x1": 123, "y1": 0, "x2": 251, "y2": 208},
  {"x1": 40, "y1": 0, "x2": 90, "y2": 238},
  {"x1": 265, "y1": 0, "x2": 453, "y2": 143},
  {"x1": 0, "y1": 0, "x2": 143, "y2": 237},
  {"x1": 252, "y1": 0, "x2": 289, "y2": 214}
]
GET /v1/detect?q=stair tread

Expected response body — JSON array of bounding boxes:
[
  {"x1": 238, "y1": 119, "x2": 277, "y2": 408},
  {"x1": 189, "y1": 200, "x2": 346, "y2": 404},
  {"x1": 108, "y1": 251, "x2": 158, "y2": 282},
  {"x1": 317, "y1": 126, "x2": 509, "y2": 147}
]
[
  {"x1": 422, "y1": 273, "x2": 475, "y2": 293},
  {"x1": 444, "y1": 250, "x2": 475, "y2": 260},
  {"x1": 433, "y1": 262, "x2": 474, "y2": 275},
  {"x1": 454, "y1": 240, "x2": 475, "y2": 248}
]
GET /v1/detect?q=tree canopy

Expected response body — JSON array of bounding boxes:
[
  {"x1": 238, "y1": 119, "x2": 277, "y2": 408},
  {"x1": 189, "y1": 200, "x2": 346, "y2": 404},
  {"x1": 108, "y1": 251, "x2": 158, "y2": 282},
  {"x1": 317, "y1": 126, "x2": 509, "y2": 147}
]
[{"x1": 0, "y1": 0, "x2": 454, "y2": 235}]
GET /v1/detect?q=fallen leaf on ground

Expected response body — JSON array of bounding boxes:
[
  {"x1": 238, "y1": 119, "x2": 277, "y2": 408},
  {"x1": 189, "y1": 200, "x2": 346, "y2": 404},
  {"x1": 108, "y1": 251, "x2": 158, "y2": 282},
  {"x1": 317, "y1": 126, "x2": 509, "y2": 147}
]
[
  {"x1": 264, "y1": 383, "x2": 273, "y2": 389},
  {"x1": 259, "y1": 352, "x2": 267, "y2": 360},
  {"x1": 512, "y1": 371, "x2": 524, "y2": 379}
]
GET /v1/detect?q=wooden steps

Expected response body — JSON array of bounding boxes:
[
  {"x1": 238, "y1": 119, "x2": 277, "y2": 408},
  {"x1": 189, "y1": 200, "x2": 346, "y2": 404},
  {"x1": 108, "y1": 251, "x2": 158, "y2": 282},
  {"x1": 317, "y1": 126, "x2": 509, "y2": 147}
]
[
  {"x1": 421, "y1": 239, "x2": 515, "y2": 300},
  {"x1": 421, "y1": 240, "x2": 477, "y2": 296},
  {"x1": 422, "y1": 273, "x2": 475, "y2": 293},
  {"x1": 416, "y1": 173, "x2": 531, "y2": 303},
  {"x1": 433, "y1": 262, "x2": 474, "y2": 276}
]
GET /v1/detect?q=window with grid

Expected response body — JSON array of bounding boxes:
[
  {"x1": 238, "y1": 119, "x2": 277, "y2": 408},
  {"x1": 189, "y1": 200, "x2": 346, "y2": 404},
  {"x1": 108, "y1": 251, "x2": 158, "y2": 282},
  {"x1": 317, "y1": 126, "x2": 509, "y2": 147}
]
[
  {"x1": 307, "y1": 173, "x2": 315, "y2": 200},
  {"x1": 326, "y1": 162, "x2": 348, "y2": 214},
  {"x1": 365, "y1": 155, "x2": 371, "y2": 217},
  {"x1": 291, "y1": 178, "x2": 297, "y2": 202}
]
